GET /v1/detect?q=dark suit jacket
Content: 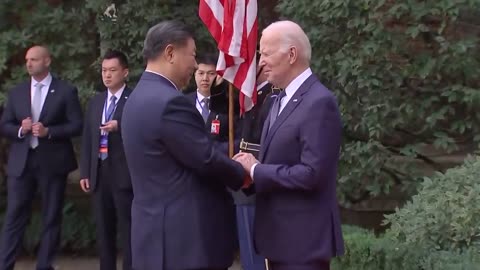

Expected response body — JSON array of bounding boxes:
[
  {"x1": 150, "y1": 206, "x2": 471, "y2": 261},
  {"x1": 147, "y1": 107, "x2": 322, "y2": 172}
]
[
  {"x1": 253, "y1": 74, "x2": 345, "y2": 263},
  {"x1": 241, "y1": 83, "x2": 279, "y2": 145},
  {"x1": 121, "y1": 72, "x2": 246, "y2": 270},
  {"x1": 186, "y1": 91, "x2": 229, "y2": 141},
  {"x1": 186, "y1": 89, "x2": 242, "y2": 155},
  {"x1": 79, "y1": 88, "x2": 132, "y2": 191},
  {"x1": 0, "y1": 77, "x2": 82, "y2": 177}
]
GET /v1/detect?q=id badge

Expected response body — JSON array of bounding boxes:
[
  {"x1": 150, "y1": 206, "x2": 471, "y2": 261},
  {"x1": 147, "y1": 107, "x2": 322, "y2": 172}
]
[
  {"x1": 99, "y1": 134, "x2": 108, "y2": 154},
  {"x1": 211, "y1": 119, "x2": 220, "y2": 135}
]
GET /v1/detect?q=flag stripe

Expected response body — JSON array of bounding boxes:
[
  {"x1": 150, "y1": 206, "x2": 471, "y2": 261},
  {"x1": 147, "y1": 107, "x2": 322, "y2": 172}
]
[
  {"x1": 199, "y1": 0, "x2": 224, "y2": 43},
  {"x1": 200, "y1": 0, "x2": 258, "y2": 113}
]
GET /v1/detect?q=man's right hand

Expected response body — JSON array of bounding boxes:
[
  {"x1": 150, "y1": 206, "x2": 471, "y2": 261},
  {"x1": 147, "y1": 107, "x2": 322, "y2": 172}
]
[
  {"x1": 21, "y1": 117, "x2": 32, "y2": 135},
  {"x1": 80, "y1": 178, "x2": 90, "y2": 193}
]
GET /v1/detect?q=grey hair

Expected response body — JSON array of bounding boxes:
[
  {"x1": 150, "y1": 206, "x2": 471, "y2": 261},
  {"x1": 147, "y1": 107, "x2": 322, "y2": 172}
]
[
  {"x1": 264, "y1": 20, "x2": 311, "y2": 63},
  {"x1": 142, "y1": 20, "x2": 194, "y2": 62}
]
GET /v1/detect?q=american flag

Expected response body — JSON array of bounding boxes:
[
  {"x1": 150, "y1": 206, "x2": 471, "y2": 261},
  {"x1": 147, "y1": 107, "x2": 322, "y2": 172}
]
[{"x1": 199, "y1": 0, "x2": 258, "y2": 113}]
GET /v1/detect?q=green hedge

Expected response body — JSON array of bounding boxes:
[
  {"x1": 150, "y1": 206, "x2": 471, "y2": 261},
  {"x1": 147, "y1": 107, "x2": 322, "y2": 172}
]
[
  {"x1": 332, "y1": 157, "x2": 480, "y2": 269},
  {"x1": 332, "y1": 225, "x2": 480, "y2": 270},
  {"x1": 384, "y1": 156, "x2": 480, "y2": 250}
]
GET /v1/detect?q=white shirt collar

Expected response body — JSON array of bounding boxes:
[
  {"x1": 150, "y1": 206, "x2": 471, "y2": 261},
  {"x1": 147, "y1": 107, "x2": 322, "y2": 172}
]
[
  {"x1": 284, "y1": 68, "x2": 312, "y2": 99},
  {"x1": 196, "y1": 90, "x2": 209, "y2": 102},
  {"x1": 107, "y1": 84, "x2": 126, "y2": 101},
  {"x1": 31, "y1": 73, "x2": 52, "y2": 89},
  {"x1": 145, "y1": 70, "x2": 178, "y2": 90}
]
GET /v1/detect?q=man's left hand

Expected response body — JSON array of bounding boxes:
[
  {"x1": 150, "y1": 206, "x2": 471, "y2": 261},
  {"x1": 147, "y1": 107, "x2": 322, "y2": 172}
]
[
  {"x1": 32, "y1": 122, "x2": 49, "y2": 138},
  {"x1": 233, "y1": 152, "x2": 259, "y2": 172},
  {"x1": 99, "y1": 120, "x2": 118, "y2": 133}
]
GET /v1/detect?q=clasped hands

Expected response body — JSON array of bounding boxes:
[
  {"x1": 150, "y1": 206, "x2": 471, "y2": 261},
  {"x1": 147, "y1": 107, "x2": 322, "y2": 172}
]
[
  {"x1": 21, "y1": 117, "x2": 48, "y2": 137},
  {"x1": 232, "y1": 152, "x2": 259, "y2": 189}
]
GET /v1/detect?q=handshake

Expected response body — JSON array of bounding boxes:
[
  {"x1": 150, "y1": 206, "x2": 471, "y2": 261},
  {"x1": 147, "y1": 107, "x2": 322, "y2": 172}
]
[{"x1": 232, "y1": 152, "x2": 259, "y2": 189}]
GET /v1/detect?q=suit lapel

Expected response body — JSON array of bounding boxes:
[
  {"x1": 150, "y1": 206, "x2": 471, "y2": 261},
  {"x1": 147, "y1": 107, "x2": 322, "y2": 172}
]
[
  {"x1": 260, "y1": 98, "x2": 303, "y2": 162},
  {"x1": 23, "y1": 81, "x2": 32, "y2": 117},
  {"x1": 94, "y1": 92, "x2": 107, "y2": 132},
  {"x1": 113, "y1": 88, "x2": 131, "y2": 120},
  {"x1": 260, "y1": 75, "x2": 317, "y2": 162},
  {"x1": 39, "y1": 78, "x2": 57, "y2": 121}
]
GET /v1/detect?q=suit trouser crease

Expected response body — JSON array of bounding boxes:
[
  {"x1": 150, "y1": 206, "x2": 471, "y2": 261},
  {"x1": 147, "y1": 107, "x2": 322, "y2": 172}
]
[
  {"x1": 94, "y1": 159, "x2": 133, "y2": 270},
  {"x1": 0, "y1": 150, "x2": 67, "y2": 270}
]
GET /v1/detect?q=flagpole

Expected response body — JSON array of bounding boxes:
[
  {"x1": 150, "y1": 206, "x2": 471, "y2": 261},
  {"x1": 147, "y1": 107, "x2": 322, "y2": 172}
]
[{"x1": 228, "y1": 83, "x2": 235, "y2": 158}]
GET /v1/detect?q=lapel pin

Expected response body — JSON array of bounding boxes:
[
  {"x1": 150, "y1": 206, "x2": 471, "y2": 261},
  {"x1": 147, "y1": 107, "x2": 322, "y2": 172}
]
[
  {"x1": 125, "y1": 96, "x2": 128, "y2": 99},
  {"x1": 258, "y1": 90, "x2": 263, "y2": 95},
  {"x1": 293, "y1": 99, "x2": 298, "y2": 102},
  {"x1": 50, "y1": 89, "x2": 55, "y2": 93}
]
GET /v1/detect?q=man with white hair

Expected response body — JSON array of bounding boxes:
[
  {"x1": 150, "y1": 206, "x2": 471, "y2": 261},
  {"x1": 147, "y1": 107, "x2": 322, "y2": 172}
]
[{"x1": 234, "y1": 20, "x2": 344, "y2": 270}]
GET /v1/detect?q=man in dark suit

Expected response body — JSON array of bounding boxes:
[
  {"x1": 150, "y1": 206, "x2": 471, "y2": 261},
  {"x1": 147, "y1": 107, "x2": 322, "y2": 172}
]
[
  {"x1": 186, "y1": 53, "x2": 224, "y2": 133},
  {"x1": 0, "y1": 45, "x2": 83, "y2": 270},
  {"x1": 79, "y1": 50, "x2": 133, "y2": 270},
  {"x1": 186, "y1": 53, "x2": 239, "y2": 153},
  {"x1": 121, "y1": 20, "x2": 248, "y2": 270},
  {"x1": 234, "y1": 21, "x2": 345, "y2": 270}
]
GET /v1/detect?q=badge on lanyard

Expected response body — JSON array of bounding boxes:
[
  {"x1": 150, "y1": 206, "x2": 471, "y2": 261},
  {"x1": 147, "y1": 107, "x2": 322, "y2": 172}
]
[
  {"x1": 99, "y1": 97, "x2": 116, "y2": 156},
  {"x1": 99, "y1": 133, "x2": 108, "y2": 154},
  {"x1": 211, "y1": 115, "x2": 220, "y2": 135}
]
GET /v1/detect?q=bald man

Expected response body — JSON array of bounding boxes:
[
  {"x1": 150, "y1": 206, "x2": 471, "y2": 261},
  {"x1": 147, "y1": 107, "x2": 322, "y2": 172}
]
[
  {"x1": 234, "y1": 21, "x2": 344, "y2": 270},
  {"x1": 0, "y1": 45, "x2": 82, "y2": 270}
]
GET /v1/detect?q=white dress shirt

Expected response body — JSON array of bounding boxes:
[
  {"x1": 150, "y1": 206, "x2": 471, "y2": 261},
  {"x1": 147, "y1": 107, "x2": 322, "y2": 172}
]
[
  {"x1": 18, "y1": 73, "x2": 53, "y2": 138},
  {"x1": 195, "y1": 91, "x2": 210, "y2": 115},
  {"x1": 102, "y1": 85, "x2": 125, "y2": 124},
  {"x1": 278, "y1": 68, "x2": 312, "y2": 114}
]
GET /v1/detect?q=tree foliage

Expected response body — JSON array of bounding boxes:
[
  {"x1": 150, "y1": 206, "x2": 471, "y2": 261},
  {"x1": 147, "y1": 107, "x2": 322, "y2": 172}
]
[
  {"x1": 0, "y1": 0, "x2": 219, "y2": 105},
  {"x1": 0, "y1": 0, "x2": 280, "y2": 186},
  {"x1": 0, "y1": 0, "x2": 98, "y2": 104},
  {"x1": 84, "y1": 0, "x2": 217, "y2": 86},
  {"x1": 277, "y1": 0, "x2": 480, "y2": 206}
]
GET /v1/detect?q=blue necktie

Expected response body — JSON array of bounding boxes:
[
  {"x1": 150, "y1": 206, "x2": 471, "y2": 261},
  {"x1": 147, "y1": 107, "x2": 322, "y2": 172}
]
[
  {"x1": 105, "y1": 95, "x2": 117, "y2": 122},
  {"x1": 99, "y1": 95, "x2": 117, "y2": 160},
  {"x1": 201, "y1": 97, "x2": 209, "y2": 123},
  {"x1": 269, "y1": 90, "x2": 286, "y2": 130}
]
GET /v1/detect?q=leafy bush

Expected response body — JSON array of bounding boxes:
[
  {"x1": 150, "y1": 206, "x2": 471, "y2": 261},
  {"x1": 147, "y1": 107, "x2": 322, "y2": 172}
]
[
  {"x1": 332, "y1": 225, "x2": 480, "y2": 270},
  {"x1": 384, "y1": 156, "x2": 480, "y2": 251}
]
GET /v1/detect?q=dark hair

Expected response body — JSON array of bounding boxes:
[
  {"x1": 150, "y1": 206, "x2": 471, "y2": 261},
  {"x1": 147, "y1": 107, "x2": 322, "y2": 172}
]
[
  {"x1": 196, "y1": 53, "x2": 218, "y2": 66},
  {"x1": 103, "y1": 50, "x2": 129, "y2": 69},
  {"x1": 142, "y1": 20, "x2": 195, "y2": 62}
]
